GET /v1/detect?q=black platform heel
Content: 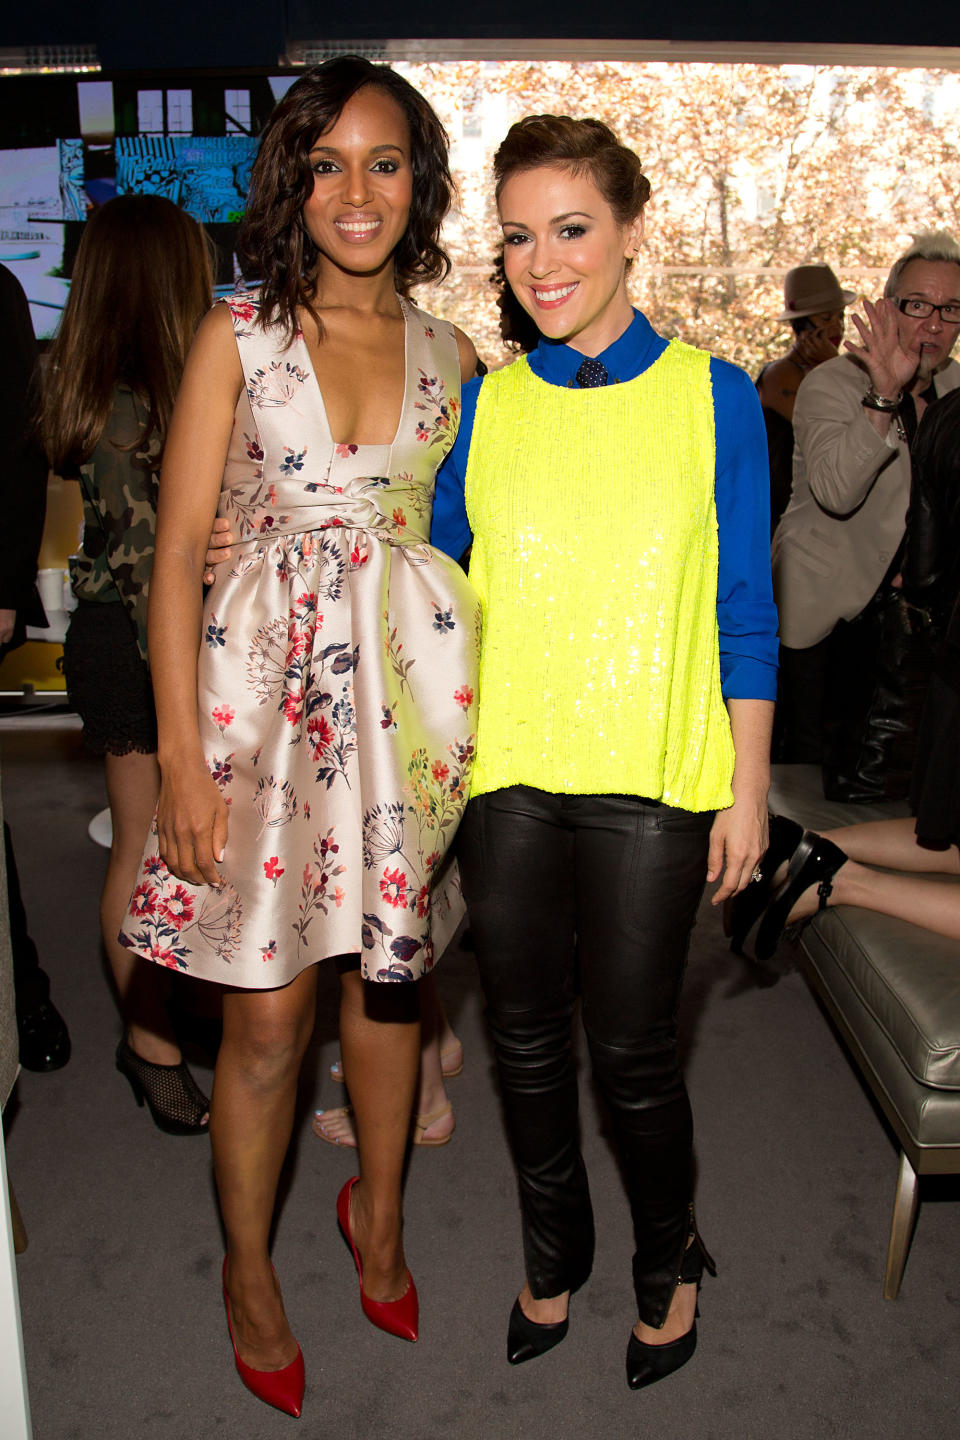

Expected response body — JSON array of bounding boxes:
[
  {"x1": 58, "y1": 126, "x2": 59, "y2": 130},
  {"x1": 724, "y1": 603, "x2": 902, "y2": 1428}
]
[
  {"x1": 506, "y1": 1296, "x2": 569, "y2": 1365},
  {"x1": 626, "y1": 1227, "x2": 717, "y2": 1391},
  {"x1": 115, "y1": 1036, "x2": 210, "y2": 1136},
  {"x1": 723, "y1": 814, "x2": 804, "y2": 954},
  {"x1": 753, "y1": 830, "x2": 848, "y2": 964}
]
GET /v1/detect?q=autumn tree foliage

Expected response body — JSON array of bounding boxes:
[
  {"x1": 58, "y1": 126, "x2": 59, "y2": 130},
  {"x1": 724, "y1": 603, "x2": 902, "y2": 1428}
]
[{"x1": 398, "y1": 61, "x2": 960, "y2": 376}]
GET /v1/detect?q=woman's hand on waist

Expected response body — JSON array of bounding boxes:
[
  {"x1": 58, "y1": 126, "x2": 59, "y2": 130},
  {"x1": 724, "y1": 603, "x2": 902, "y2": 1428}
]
[{"x1": 203, "y1": 516, "x2": 236, "y2": 584}]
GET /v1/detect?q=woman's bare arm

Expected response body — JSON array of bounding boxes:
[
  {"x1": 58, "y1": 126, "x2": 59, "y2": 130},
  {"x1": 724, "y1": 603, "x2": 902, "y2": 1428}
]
[
  {"x1": 707, "y1": 697, "x2": 774, "y2": 904},
  {"x1": 149, "y1": 303, "x2": 243, "y2": 886}
]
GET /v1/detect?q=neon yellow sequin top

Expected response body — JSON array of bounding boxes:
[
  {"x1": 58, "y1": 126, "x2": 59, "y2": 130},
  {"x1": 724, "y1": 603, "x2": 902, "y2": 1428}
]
[{"x1": 464, "y1": 339, "x2": 735, "y2": 811}]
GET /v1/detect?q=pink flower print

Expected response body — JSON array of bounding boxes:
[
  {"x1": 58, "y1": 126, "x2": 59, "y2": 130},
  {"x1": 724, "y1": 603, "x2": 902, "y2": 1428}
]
[
  {"x1": 244, "y1": 432, "x2": 264, "y2": 462},
  {"x1": 423, "y1": 325, "x2": 435, "y2": 338},
  {"x1": 415, "y1": 884, "x2": 431, "y2": 918},
  {"x1": 263, "y1": 856, "x2": 285, "y2": 887},
  {"x1": 453, "y1": 685, "x2": 474, "y2": 711},
  {"x1": 147, "y1": 937, "x2": 183, "y2": 969},
  {"x1": 210, "y1": 753, "x2": 234, "y2": 790},
  {"x1": 432, "y1": 760, "x2": 449, "y2": 783},
  {"x1": 424, "y1": 850, "x2": 441, "y2": 873},
  {"x1": 392, "y1": 507, "x2": 407, "y2": 529},
  {"x1": 212, "y1": 704, "x2": 235, "y2": 737},
  {"x1": 449, "y1": 396, "x2": 460, "y2": 417},
  {"x1": 231, "y1": 301, "x2": 257, "y2": 323},
  {"x1": 307, "y1": 713, "x2": 335, "y2": 760},
  {"x1": 159, "y1": 884, "x2": 195, "y2": 931},
  {"x1": 415, "y1": 421, "x2": 429, "y2": 442},
  {"x1": 350, "y1": 542, "x2": 369, "y2": 567},
  {"x1": 335, "y1": 443, "x2": 359, "y2": 458},
  {"x1": 259, "y1": 515, "x2": 276, "y2": 533},
  {"x1": 380, "y1": 704, "x2": 397, "y2": 731},
  {"x1": 334, "y1": 886, "x2": 346, "y2": 908},
  {"x1": 267, "y1": 483, "x2": 278, "y2": 505},
  {"x1": 144, "y1": 853, "x2": 166, "y2": 876},
  {"x1": 380, "y1": 866, "x2": 409, "y2": 909},
  {"x1": 282, "y1": 692, "x2": 304, "y2": 726},
  {"x1": 261, "y1": 939, "x2": 278, "y2": 962},
  {"x1": 129, "y1": 883, "x2": 155, "y2": 918}
]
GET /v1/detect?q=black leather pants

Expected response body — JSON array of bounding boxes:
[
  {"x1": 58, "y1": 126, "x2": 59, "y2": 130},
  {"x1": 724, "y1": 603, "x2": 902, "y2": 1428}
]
[{"x1": 458, "y1": 786, "x2": 712, "y2": 1328}]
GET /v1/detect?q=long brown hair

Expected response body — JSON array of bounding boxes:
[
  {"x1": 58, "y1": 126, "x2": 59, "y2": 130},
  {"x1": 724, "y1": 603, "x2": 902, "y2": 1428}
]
[
  {"x1": 237, "y1": 56, "x2": 454, "y2": 340},
  {"x1": 42, "y1": 194, "x2": 213, "y2": 472}
]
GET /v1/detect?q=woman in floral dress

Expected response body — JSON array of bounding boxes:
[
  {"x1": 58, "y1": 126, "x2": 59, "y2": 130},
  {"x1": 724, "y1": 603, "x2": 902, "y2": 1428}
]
[{"x1": 121, "y1": 59, "x2": 479, "y2": 1418}]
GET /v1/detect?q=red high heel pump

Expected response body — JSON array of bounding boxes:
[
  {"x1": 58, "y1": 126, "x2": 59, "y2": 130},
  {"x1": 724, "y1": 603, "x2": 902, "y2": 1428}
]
[
  {"x1": 222, "y1": 1258, "x2": 305, "y2": 1417},
  {"x1": 336, "y1": 1177, "x2": 419, "y2": 1342}
]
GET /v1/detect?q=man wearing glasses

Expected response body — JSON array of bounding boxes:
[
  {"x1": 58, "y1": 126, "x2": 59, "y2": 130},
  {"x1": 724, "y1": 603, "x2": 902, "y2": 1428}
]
[{"x1": 772, "y1": 232, "x2": 960, "y2": 799}]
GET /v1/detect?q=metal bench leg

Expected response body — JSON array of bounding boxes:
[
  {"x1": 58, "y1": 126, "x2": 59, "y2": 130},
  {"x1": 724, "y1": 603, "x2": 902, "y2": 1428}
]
[{"x1": 884, "y1": 1150, "x2": 919, "y2": 1300}]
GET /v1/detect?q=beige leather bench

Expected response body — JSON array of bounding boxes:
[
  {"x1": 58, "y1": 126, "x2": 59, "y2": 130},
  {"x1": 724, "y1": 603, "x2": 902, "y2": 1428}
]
[{"x1": 767, "y1": 764, "x2": 960, "y2": 1298}]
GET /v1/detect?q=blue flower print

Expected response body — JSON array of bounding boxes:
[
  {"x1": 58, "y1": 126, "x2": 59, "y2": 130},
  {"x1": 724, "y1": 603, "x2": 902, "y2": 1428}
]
[{"x1": 280, "y1": 446, "x2": 307, "y2": 475}]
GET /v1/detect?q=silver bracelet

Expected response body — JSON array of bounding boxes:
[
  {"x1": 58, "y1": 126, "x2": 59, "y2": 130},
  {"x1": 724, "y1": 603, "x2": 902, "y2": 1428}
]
[{"x1": 862, "y1": 384, "x2": 902, "y2": 412}]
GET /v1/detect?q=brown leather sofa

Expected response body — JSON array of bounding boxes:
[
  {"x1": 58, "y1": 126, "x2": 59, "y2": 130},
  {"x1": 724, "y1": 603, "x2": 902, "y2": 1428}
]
[{"x1": 767, "y1": 764, "x2": 960, "y2": 1299}]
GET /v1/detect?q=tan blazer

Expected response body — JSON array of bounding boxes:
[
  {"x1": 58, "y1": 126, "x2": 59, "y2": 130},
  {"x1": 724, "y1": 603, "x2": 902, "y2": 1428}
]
[{"x1": 772, "y1": 353, "x2": 960, "y2": 650}]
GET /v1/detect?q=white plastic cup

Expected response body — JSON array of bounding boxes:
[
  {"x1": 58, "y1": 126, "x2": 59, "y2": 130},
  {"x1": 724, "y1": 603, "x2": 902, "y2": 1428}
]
[{"x1": 36, "y1": 567, "x2": 66, "y2": 616}]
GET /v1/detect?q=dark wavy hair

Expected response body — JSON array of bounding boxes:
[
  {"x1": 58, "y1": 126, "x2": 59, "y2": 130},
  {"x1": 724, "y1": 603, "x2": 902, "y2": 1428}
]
[
  {"x1": 238, "y1": 56, "x2": 454, "y2": 340},
  {"x1": 490, "y1": 245, "x2": 541, "y2": 354},
  {"x1": 42, "y1": 195, "x2": 212, "y2": 471}
]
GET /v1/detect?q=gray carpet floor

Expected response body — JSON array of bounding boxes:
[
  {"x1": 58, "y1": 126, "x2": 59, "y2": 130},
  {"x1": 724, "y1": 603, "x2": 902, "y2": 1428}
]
[{"x1": 2, "y1": 715, "x2": 959, "y2": 1440}]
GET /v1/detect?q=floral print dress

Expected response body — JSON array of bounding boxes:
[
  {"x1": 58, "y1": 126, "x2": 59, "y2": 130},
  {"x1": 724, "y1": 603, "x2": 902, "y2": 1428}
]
[{"x1": 121, "y1": 291, "x2": 480, "y2": 987}]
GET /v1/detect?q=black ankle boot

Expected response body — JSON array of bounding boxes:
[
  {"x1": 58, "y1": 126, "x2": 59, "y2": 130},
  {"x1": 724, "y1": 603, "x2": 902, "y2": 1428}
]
[
  {"x1": 506, "y1": 1297, "x2": 569, "y2": 1365},
  {"x1": 626, "y1": 1229, "x2": 716, "y2": 1391}
]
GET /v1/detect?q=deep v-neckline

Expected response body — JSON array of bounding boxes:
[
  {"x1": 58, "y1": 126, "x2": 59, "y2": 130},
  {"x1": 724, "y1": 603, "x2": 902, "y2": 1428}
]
[{"x1": 297, "y1": 295, "x2": 411, "y2": 455}]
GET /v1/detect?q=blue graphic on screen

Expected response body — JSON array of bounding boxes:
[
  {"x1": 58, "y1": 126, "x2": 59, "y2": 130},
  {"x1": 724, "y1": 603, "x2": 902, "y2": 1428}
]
[{"x1": 115, "y1": 135, "x2": 257, "y2": 222}]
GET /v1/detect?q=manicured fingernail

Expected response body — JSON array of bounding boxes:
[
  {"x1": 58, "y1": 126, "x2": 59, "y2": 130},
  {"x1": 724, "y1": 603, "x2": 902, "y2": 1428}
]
[{"x1": 217, "y1": 850, "x2": 225, "y2": 862}]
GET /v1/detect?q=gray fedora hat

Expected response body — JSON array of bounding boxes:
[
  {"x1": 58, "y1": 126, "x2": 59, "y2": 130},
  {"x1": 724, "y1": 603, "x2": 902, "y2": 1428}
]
[{"x1": 778, "y1": 263, "x2": 857, "y2": 321}]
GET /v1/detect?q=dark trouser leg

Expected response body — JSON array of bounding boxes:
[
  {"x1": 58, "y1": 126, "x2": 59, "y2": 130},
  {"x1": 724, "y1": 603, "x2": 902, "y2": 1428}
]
[
  {"x1": 776, "y1": 640, "x2": 829, "y2": 763},
  {"x1": 824, "y1": 596, "x2": 929, "y2": 803},
  {"x1": 571, "y1": 795, "x2": 712, "y2": 1327},
  {"x1": 458, "y1": 788, "x2": 594, "y2": 1299},
  {"x1": 4, "y1": 821, "x2": 50, "y2": 1016}
]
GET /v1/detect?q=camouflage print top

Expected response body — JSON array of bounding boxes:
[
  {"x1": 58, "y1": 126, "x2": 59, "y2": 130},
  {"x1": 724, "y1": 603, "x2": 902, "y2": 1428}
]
[{"x1": 66, "y1": 384, "x2": 160, "y2": 664}]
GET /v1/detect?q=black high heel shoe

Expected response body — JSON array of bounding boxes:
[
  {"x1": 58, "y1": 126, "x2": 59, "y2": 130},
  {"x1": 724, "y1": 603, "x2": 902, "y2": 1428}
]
[
  {"x1": 506, "y1": 1296, "x2": 569, "y2": 1365},
  {"x1": 115, "y1": 1036, "x2": 210, "y2": 1136},
  {"x1": 723, "y1": 814, "x2": 804, "y2": 954},
  {"x1": 753, "y1": 830, "x2": 847, "y2": 965},
  {"x1": 626, "y1": 1230, "x2": 716, "y2": 1391}
]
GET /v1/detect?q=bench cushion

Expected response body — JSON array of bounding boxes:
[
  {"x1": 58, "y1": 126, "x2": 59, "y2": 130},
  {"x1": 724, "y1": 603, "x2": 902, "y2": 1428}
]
[
  {"x1": 769, "y1": 766, "x2": 960, "y2": 1092},
  {"x1": 806, "y1": 907, "x2": 960, "y2": 1091}
]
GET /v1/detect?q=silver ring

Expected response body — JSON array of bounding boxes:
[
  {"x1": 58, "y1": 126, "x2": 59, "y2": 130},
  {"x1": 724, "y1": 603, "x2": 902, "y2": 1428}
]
[{"x1": 751, "y1": 865, "x2": 763, "y2": 884}]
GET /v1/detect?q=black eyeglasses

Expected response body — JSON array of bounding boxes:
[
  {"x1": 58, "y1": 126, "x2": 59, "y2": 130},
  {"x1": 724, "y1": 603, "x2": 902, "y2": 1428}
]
[{"x1": 895, "y1": 297, "x2": 960, "y2": 324}]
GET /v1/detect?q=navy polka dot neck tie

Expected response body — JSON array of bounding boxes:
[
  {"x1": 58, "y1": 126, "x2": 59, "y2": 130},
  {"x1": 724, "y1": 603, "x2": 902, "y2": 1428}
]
[{"x1": 575, "y1": 357, "x2": 608, "y2": 388}]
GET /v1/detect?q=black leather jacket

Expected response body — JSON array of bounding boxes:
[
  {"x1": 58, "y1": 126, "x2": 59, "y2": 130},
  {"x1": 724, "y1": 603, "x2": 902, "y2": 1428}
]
[{"x1": 904, "y1": 386, "x2": 960, "y2": 676}]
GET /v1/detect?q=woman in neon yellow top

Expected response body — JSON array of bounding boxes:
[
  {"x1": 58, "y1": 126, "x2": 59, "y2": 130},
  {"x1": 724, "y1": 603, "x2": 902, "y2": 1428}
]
[{"x1": 434, "y1": 116, "x2": 779, "y2": 1389}]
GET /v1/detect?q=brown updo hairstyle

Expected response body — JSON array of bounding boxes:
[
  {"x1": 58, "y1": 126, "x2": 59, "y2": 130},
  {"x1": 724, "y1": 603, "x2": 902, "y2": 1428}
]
[
  {"x1": 491, "y1": 115, "x2": 652, "y2": 351},
  {"x1": 238, "y1": 56, "x2": 455, "y2": 339}
]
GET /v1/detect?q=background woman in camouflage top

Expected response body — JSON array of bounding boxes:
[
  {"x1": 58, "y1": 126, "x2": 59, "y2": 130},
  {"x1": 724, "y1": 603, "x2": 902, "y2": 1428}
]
[{"x1": 41, "y1": 194, "x2": 214, "y2": 1134}]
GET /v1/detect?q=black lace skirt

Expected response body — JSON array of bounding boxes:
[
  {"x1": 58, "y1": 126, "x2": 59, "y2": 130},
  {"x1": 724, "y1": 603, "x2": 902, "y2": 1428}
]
[{"x1": 62, "y1": 599, "x2": 158, "y2": 756}]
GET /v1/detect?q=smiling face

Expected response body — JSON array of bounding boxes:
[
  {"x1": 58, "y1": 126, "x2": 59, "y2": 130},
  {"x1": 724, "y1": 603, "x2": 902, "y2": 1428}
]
[
  {"x1": 301, "y1": 85, "x2": 413, "y2": 279},
  {"x1": 892, "y1": 258, "x2": 960, "y2": 377},
  {"x1": 498, "y1": 164, "x2": 643, "y2": 356}
]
